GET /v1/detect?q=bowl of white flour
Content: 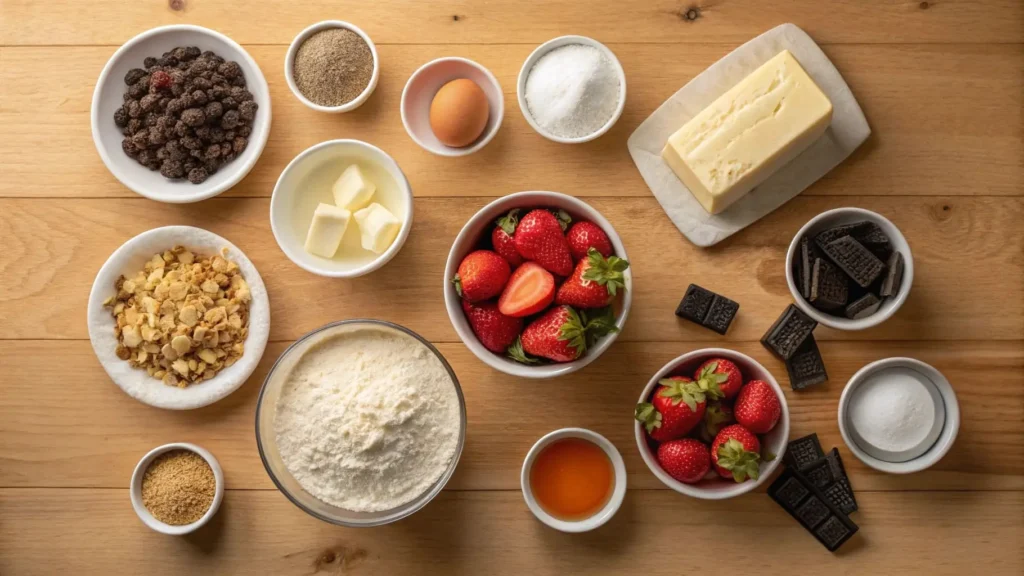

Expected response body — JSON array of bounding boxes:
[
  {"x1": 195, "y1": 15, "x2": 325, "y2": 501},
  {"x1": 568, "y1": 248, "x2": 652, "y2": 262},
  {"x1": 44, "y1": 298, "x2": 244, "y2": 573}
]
[{"x1": 255, "y1": 320, "x2": 466, "y2": 526}]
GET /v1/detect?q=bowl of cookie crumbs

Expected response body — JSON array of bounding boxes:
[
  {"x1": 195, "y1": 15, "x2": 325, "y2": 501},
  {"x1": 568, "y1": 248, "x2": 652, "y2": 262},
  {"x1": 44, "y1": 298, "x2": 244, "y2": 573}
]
[{"x1": 130, "y1": 443, "x2": 224, "y2": 535}]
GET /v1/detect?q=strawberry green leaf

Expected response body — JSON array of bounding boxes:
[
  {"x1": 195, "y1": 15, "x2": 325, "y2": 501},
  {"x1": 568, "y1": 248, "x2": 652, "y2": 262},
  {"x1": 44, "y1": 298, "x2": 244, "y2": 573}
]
[
  {"x1": 556, "y1": 306, "x2": 587, "y2": 358},
  {"x1": 554, "y1": 209, "x2": 572, "y2": 231},
  {"x1": 451, "y1": 274, "x2": 464, "y2": 297},
  {"x1": 658, "y1": 379, "x2": 706, "y2": 412},
  {"x1": 582, "y1": 249, "x2": 630, "y2": 297},
  {"x1": 695, "y1": 362, "x2": 729, "y2": 400},
  {"x1": 634, "y1": 402, "x2": 663, "y2": 433},
  {"x1": 507, "y1": 337, "x2": 540, "y2": 365},
  {"x1": 716, "y1": 438, "x2": 761, "y2": 483},
  {"x1": 495, "y1": 209, "x2": 520, "y2": 236},
  {"x1": 763, "y1": 450, "x2": 777, "y2": 462},
  {"x1": 582, "y1": 306, "x2": 619, "y2": 347}
]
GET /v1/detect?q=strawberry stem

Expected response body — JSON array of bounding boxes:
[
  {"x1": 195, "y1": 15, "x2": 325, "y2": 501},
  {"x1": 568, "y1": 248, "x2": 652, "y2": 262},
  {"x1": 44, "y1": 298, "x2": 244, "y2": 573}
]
[
  {"x1": 495, "y1": 209, "x2": 520, "y2": 236},
  {"x1": 451, "y1": 274, "x2": 464, "y2": 297},
  {"x1": 716, "y1": 438, "x2": 761, "y2": 482},
  {"x1": 507, "y1": 336, "x2": 540, "y2": 364},
  {"x1": 634, "y1": 402, "x2": 663, "y2": 433},
  {"x1": 581, "y1": 248, "x2": 629, "y2": 297}
]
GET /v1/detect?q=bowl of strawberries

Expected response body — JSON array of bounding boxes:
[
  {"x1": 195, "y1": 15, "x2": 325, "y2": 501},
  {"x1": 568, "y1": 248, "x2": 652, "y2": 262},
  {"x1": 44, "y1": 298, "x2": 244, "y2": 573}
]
[
  {"x1": 634, "y1": 349, "x2": 790, "y2": 499},
  {"x1": 445, "y1": 191, "x2": 632, "y2": 378}
]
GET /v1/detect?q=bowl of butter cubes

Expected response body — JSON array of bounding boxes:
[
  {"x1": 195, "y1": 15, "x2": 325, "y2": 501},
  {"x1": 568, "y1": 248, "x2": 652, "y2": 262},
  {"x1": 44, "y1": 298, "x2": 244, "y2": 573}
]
[{"x1": 270, "y1": 139, "x2": 413, "y2": 278}]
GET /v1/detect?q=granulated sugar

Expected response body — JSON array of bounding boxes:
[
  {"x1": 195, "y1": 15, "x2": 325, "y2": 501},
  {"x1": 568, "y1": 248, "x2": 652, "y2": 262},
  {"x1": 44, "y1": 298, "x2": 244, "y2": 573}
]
[
  {"x1": 524, "y1": 44, "x2": 621, "y2": 139},
  {"x1": 848, "y1": 373, "x2": 935, "y2": 453}
]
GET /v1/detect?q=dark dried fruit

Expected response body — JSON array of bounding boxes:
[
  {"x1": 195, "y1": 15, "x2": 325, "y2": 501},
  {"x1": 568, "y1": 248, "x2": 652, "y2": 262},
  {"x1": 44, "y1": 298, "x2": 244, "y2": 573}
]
[
  {"x1": 218, "y1": 61, "x2": 242, "y2": 79},
  {"x1": 165, "y1": 98, "x2": 187, "y2": 116},
  {"x1": 113, "y1": 107, "x2": 128, "y2": 127},
  {"x1": 127, "y1": 118, "x2": 142, "y2": 133},
  {"x1": 143, "y1": 56, "x2": 159, "y2": 69},
  {"x1": 126, "y1": 100, "x2": 142, "y2": 118},
  {"x1": 204, "y1": 144, "x2": 221, "y2": 160},
  {"x1": 124, "y1": 68, "x2": 147, "y2": 85},
  {"x1": 238, "y1": 100, "x2": 257, "y2": 121},
  {"x1": 121, "y1": 138, "x2": 138, "y2": 157},
  {"x1": 190, "y1": 90, "x2": 208, "y2": 106},
  {"x1": 181, "y1": 108, "x2": 206, "y2": 127},
  {"x1": 204, "y1": 101, "x2": 223, "y2": 121},
  {"x1": 160, "y1": 159, "x2": 185, "y2": 179},
  {"x1": 187, "y1": 167, "x2": 209, "y2": 184},
  {"x1": 232, "y1": 137, "x2": 247, "y2": 154},
  {"x1": 140, "y1": 93, "x2": 160, "y2": 112},
  {"x1": 220, "y1": 110, "x2": 240, "y2": 129}
]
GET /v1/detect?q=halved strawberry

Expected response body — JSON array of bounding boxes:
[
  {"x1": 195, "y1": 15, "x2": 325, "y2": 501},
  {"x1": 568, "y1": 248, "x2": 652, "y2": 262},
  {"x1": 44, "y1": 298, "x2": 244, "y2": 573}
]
[
  {"x1": 555, "y1": 249, "x2": 629, "y2": 309},
  {"x1": 497, "y1": 262, "x2": 555, "y2": 317},
  {"x1": 452, "y1": 250, "x2": 510, "y2": 303},
  {"x1": 492, "y1": 209, "x2": 524, "y2": 267},
  {"x1": 462, "y1": 299, "x2": 523, "y2": 353}
]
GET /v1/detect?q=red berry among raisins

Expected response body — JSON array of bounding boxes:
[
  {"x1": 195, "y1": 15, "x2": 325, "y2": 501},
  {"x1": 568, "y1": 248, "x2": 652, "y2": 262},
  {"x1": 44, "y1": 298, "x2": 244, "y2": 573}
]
[{"x1": 150, "y1": 70, "x2": 173, "y2": 91}]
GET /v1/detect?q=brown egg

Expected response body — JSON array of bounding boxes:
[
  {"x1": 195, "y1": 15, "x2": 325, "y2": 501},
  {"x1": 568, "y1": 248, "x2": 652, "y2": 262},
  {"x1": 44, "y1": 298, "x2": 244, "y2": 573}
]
[{"x1": 429, "y1": 79, "x2": 490, "y2": 148}]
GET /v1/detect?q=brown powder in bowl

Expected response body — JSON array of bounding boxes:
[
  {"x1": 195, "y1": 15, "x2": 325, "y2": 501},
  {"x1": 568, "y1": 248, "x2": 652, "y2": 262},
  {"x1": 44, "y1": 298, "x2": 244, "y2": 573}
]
[
  {"x1": 141, "y1": 449, "x2": 216, "y2": 525},
  {"x1": 293, "y1": 28, "x2": 374, "y2": 107}
]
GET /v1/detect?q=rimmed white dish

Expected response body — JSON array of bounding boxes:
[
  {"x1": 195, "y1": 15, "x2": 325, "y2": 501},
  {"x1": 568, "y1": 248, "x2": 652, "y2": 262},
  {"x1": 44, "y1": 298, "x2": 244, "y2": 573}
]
[
  {"x1": 87, "y1": 226, "x2": 270, "y2": 409},
  {"x1": 443, "y1": 191, "x2": 632, "y2": 379},
  {"x1": 91, "y1": 25, "x2": 272, "y2": 203},
  {"x1": 401, "y1": 57, "x2": 504, "y2": 156},
  {"x1": 521, "y1": 428, "x2": 627, "y2": 533},
  {"x1": 517, "y1": 35, "x2": 626, "y2": 144},
  {"x1": 634, "y1": 349, "x2": 790, "y2": 500},
  {"x1": 130, "y1": 442, "x2": 225, "y2": 535},
  {"x1": 785, "y1": 207, "x2": 913, "y2": 330},
  {"x1": 838, "y1": 357, "x2": 959, "y2": 474},
  {"x1": 270, "y1": 139, "x2": 413, "y2": 278},
  {"x1": 284, "y1": 20, "x2": 380, "y2": 113}
]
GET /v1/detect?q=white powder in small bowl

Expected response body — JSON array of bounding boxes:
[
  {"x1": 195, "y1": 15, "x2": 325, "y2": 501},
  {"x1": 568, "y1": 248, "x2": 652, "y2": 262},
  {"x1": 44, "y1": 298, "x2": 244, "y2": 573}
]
[
  {"x1": 274, "y1": 326, "x2": 461, "y2": 512},
  {"x1": 524, "y1": 44, "x2": 621, "y2": 139},
  {"x1": 847, "y1": 367, "x2": 943, "y2": 461}
]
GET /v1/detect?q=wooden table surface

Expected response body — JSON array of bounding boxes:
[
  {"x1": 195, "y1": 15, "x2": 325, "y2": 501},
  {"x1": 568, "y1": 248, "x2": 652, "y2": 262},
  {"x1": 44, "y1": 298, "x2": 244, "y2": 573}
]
[{"x1": 1, "y1": 1, "x2": 1022, "y2": 574}]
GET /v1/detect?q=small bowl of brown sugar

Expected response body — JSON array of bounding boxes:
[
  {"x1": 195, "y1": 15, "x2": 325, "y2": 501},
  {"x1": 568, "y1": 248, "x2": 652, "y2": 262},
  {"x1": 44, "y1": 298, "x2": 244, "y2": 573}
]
[
  {"x1": 285, "y1": 21, "x2": 380, "y2": 113},
  {"x1": 130, "y1": 443, "x2": 224, "y2": 535}
]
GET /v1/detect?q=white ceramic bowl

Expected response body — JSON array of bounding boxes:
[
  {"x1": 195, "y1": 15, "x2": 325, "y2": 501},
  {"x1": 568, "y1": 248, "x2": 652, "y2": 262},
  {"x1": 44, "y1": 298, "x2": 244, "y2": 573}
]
[
  {"x1": 91, "y1": 25, "x2": 272, "y2": 203},
  {"x1": 284, "y1": 20, "x2": 380, "y2": 113},
  {"x1": 401, "y1": 57, "x2": 504, "y2": 156},
  {"x1": 785, "y1": 207, "x2": 914, "y2": 330},
  {"x1": 521, "y1": 428, "x2": 626, "y2": 533},
  {"x1": 130, "y1": 442, "x2": 225, "y2": 535},
  {"x1": 270, "y1": 139, "x2": 413, "y2": 278},
  {"x1": 517, "y1": 35, "x2": 626, "y2": 144},
  {"x1": 256, "y1": 320, "x2": 467, "y2": 527},
  {"x1": 635, "y1": 349, "x2": 790, "y2": 500},
  {"x1": 444, "y1": 191, "x2": 632, "y2": 379},
  {"x1": 838, "y1": 357, "x2": 959, "y2": 474},
  {"x1": 87, "y1": 226, "x2": 270, "y2": 410}
]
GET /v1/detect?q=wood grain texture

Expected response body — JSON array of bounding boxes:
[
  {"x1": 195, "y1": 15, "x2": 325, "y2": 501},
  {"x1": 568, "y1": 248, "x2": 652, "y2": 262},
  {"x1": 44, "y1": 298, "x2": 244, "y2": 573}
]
[
  {"x1": 1, "y1": 43, "x2": 1021, "y2": 199},
  {"x1": 1, "y1": 340, "x2": 1020, "y2": 491},
  {"x1": 1, "y1": 489, "x2": 1021, "y2": 576},
  {"x1": 0, "y1": 197, "x2": 1020, "y2": 342},
  {"x1": 3, "y1": 0, "x2": 1022, "y2": 46}
]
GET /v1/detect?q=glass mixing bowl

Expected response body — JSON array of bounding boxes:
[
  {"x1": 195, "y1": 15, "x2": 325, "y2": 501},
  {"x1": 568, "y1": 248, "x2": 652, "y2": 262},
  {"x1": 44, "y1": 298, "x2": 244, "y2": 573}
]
[{"x1": 255, "y1": 319, "x2": 467, "y2": 526}]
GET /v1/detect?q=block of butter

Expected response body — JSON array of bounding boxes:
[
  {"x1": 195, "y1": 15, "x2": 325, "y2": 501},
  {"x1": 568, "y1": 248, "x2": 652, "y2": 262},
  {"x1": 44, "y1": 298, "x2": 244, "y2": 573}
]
[
  {"x1": 662, "y1": 50, "x2": 833, "y2": 215},
  {"x1": 353, "y1": 203, "x2": 401, "y2": 254},
  {"x1": 332, "y1": 165, "x2": 376, "y2": 211},
  {"x1": 304, "y1": 203, "x2": 351, "y2": 258}
]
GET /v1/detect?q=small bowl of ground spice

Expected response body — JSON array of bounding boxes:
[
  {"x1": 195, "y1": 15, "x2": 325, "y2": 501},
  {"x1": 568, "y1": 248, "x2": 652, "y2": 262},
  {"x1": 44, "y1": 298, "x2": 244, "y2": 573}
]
[
  {"x1": 130, "y1": 443, "x2": 225, "y2": 535},
  {"x1": 285, "y1": 21, "x2": 380, "y2": 113}
]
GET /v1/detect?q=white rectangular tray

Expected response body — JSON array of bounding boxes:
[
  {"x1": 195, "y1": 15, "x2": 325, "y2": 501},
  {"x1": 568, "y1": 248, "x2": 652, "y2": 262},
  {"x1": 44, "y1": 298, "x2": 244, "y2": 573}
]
[{"x1": 627, "y1": 23, "x2": 871, "y2": 247}]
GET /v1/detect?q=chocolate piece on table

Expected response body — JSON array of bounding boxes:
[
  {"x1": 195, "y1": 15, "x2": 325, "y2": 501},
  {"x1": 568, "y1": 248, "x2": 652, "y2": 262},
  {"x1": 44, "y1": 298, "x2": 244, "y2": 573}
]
[
  {"x1": 798, "y1": 448, "x2": 858, "y2": 515},
  {"x1": 761, "y1": 304, "x2": 818, "y2": 361},
  {"x1": 880, "y1": 251, "x2": 904, "y2": 298},
  {"x1": 810, "y1": 258, "x2": 849, "y2": 310},
  {"x1": 784, "y1": 433, "x2": 825, "y2": 468},
  {"x1": 823, "y1": 235, "x2": 885, "y2": 288},
  {"x1": 675, "y1": 284, "x2": 714, "y2": 325},
  {"x1": 768, "y1": 468, "x2": 859, "y2": 552},
  {"x1": 702, "y1": 294, "x2": 739, "y2": 335},
  {"x1": 845, "y1": 293, "x2": 881, "y2": 319},
  {"x1": 786, "y1": 335, "x2": 828, "y2": 390}
]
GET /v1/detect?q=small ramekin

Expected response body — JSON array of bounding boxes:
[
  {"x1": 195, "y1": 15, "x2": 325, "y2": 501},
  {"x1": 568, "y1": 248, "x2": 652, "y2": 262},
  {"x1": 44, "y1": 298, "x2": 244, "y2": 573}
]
[
  {"x1": 521, "y1": 428, "x2": 626, "y2": 533},
  {"x1": 785, "y1": 207, "x2": 914, "y2": 331},
  {"x1": 401, "y1": 57, "x2": 504, "y2": 157},
  {"x1": 130, "y1": 443, "x2": 225, "y2": 535},
  {"x1": 838, "y1": 357, "x2": 960, "y2": 474},
  {"x1": 284, "y1": 21, "x2": 380, "y2": 113},
  {"x1": 517, "y1": 35, "x2": 626, "y2": 144}
]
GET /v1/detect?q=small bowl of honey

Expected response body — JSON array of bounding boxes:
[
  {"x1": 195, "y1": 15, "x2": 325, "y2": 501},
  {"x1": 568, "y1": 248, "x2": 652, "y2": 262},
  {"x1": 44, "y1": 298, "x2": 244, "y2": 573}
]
[{"x1": 520, "y1": 428, "x2": 626, "y2": 533}]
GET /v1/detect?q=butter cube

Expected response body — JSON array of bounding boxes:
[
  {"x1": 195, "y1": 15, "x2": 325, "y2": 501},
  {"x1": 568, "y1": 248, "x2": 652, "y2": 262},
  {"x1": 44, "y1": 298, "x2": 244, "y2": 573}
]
[
  {"x1": 304, "y1": 203, "x2": 352, "y2": 258},
  {"x1": 353, "y1": 203, "x2": 401, "y2": 254},
  {"x1": 662, "y1": 50, "x2": 833, "y2": 215},
  {"x1": 332, "y1": 165, "x2": 376, "y2": 211}
]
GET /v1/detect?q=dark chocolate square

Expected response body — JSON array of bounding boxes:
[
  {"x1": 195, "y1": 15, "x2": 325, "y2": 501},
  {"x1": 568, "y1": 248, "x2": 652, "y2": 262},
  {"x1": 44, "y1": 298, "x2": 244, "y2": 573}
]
[
  {"x1": 815, "y1": 516, "x2": 854, "y2": 550},
  {"x1": 815, "y1": 222, "x2": 869, "y2": 249},
  {"x1": 823, "y1": 235, "x2": 885, "y2": 288},
  {"x1": 880, "y1": 251, "x2": 904, "y2": 298},
  {"x1": 810, "y1": 258, "x2": 849, "y2": 310},
  {"x1": 845, "y1": 293, "x2": 881, "y2": 319},
  {"x1": 675, "y1": 284, "x2": 714, "y2": 325},
  {"x1": 796, "y1": 496, "x2": 831, "y2": 528},
  {"x1": 769, "y1": 469, "x2": 859, "y2": 552},
  {"x1": 799, "y1": 448, "x2": 858, "y2": 514},
  {"x1": 761, "y1": 304, "x2": 818, "y2": 361},
  {"x1": 775, "y1": 476, "x2": 810, "y2": 509},
  {"x1": 823, "y1": 478, "x2": 858, "y2": 515},
  {"x1": 702, "y1": 294, "x2": 739, "y2": 335},
  {"x1": 853, "y1": 223, "x2": 893, "y2": 259},
  {"x1": 786, "y1": 336, "x2": 828, "y2": 390},
  {"x1": 784, "y1": 433, "x2": 824, "y2": 468}
]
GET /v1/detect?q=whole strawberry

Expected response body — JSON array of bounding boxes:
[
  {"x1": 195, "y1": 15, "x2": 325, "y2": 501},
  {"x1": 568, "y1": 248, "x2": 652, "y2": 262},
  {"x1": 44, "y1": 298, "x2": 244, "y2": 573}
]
[
  {"x1": 694, "y1": 358, "x2": 744, "y2": 400},
  {"x1": 452, "y1": 250, "x2": 510, "y2": 302},
  {"x1": 555, "y1": 248, "x2": 629, "y2": 309},
  {"x1": 733, "y1": 379, "x2": 781, "y2": 434},
  {"x1": 696, "y1": 400, "x2": 735, "y2": 444},
  {"x1": 491, "y1": 209, "x2": 524, "y2": 267},
  {"x1": 518, "y1": 305, "x2": 617, "y2": 363},
  {"x1": 513, "y1": 209, "x2": 573, "y2": 276},
  {"x1": 711, "y1": 424, "x2": 761, "y2": 482},
  {"x1": 657, "y1": 438, "x2": 710, "y2": 484},
  {"x1": 565, "y1": 221, "x2": 613, "y2": 261},
  {"x1": 634, "y1": 376, "x2": 707, "y2": 442},
  {"x1": 461, "y1": 299, "x2": 523, "y2": 353}
]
